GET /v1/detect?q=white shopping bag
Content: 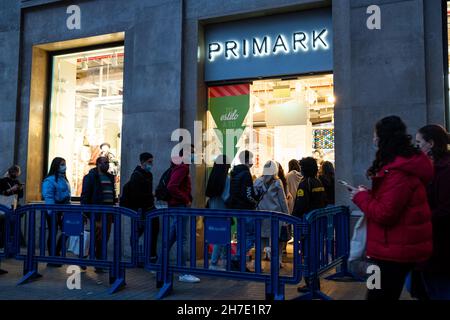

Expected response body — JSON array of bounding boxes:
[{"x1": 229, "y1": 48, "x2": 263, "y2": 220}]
[
  {"x1": 348, "y1": 213, "x2": 367, "y2": 275},
  {"x1": 0, "y1": 194, "x2": 18, "y2": 210},
  {"x1": 68, "y1": 231, "x2": 90, "y2": 256}
]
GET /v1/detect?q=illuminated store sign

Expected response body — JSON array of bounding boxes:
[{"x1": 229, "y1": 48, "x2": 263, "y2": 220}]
[
  {"x1": 208, "y1": 29, "x2": 329, "y2": 61},
  {"x1": 205, "y1": 8, "x2": 332, "y2": 81}
]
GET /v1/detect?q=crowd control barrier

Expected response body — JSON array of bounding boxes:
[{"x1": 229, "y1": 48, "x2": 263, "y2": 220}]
[
  {"x1": 296, "y1": 205, "x2": 354, "y2": 300},
  {"x1": 0, "y1": 204, "x2": 14, "y2": 274},
  {"x1": 13, "y1": 204, "x2": 140, "y2": 294},
  {"x1": 144, "y1": 207, "x2": 306, "y2": 300}
]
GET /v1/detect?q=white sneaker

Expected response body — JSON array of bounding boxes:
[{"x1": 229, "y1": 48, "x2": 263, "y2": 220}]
[
  {"x1": 178, "y1": 274, "x2": 200, "y2": 283},
  {"x1": 209, "y1": 264, "x2": 226, "y2": 271}
]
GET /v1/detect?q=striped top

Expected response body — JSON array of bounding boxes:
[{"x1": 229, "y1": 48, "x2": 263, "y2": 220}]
[{"x1": 99, "y1": 173, "x2": 114, "y2": 204}]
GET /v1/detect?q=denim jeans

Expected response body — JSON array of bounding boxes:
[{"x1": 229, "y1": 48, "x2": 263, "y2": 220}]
[
  {"x1": 211, "y1": 244, "x2": 226, "y2": 265},
  {"x1": 167, "y1": 216, "x2": 189, "y2": 266}
]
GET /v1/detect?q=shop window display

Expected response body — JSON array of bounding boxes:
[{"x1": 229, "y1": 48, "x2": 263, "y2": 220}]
[
  {"x1": 207, "y1": 74, "x2": 334, "y2": 177},
  {"x1": 48, "y1": 46, "x2": 124, "y2": 197}
]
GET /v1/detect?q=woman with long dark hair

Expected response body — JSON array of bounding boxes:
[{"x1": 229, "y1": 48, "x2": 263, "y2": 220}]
[
  {"x1": 42, "y1": 157, "x2": 71, "y2": 266},
  {"x1": 319, "y1": 161, "x2": 335, "y2": 205},
  {"x1": 205, "y1": 155, "x2": 231, "y2": 270},
  {"x1": 415, "y1": 124, "x2": 450, "y2": 299},
  {"x1": 351, "y1": 116, "x2": 433, "y2": 300}
]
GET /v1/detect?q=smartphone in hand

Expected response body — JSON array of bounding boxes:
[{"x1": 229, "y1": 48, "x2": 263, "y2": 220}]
[{"x1": 338, "y1": 180, "x2": 357, "y2": 192}]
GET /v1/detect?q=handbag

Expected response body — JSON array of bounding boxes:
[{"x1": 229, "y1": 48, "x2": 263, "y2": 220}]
[
  {"x1": 68, "y1": 231, "x2": 90, "y2": 256},
  {"x1": 348, "y1": 213, "x2": 367, "y2": 274},
  {"x1": 0, "y1": 182, "x2": 18, "y2": 209}
]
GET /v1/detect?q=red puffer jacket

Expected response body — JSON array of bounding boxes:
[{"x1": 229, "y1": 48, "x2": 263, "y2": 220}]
[{"x1": 353, "y1": 153, "x2": 434, "y2": 263}]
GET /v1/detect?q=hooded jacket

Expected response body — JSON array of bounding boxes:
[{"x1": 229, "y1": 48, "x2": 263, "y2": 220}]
[
  {"x1": 226, "y1": 164, "x2": 257, "y2": 210},
  {"x1": 353, "y1": 153, "x2": 434, "y2": 263},
  {"x1": 425, "y1": 153, "x2": 450, "y2": 272}
]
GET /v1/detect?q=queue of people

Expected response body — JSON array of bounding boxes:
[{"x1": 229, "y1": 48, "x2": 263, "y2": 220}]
[{"x1": 0, "y1": 115, "x2": 448, "y2": 300}]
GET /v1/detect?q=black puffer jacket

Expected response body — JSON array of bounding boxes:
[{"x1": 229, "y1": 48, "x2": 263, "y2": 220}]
[
  {"x1": 124, "y1": 166, "x2": 154, "y2": 212},
  {"x1": 226, "y1": 164, "x2": 257, "y2": 210},
  {"x1": 292, "y1": 177, "x2": 327, "y2": 217}
]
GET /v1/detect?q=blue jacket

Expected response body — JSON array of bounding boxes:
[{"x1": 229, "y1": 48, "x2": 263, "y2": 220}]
[{"x1": 42, "y1": 174, "x2": 71, "y2": 204}]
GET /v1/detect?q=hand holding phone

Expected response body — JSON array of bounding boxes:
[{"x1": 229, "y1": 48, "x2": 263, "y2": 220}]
[{"x1": 338, "y1": 180, "x2": 357, "y2": 192}]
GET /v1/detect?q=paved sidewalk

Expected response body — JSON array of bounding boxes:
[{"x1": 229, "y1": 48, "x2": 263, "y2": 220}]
[{"x1": 0, "y1": 259, "x2": 413, "y2": 300}]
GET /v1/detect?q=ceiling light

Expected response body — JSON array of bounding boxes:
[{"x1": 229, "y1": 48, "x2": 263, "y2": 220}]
[{"x1": 327, "y1": 95, "x2": 336, "y2": 104}]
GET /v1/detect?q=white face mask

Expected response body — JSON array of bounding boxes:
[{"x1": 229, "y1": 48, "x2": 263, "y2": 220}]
[
  {"x1": 372, "y1": 137, "x2": 379, "y2": 151},
  {"x1": 416, "y1": 133, "x2": 433, "y2": 156}
]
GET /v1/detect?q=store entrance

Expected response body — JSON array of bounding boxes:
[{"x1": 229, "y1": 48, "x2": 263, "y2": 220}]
[{"x1": 207, "y1": 74, "x2": 335, "y2": 177}]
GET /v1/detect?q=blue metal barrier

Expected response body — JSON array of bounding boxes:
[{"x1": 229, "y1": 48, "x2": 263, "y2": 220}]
[
  {"x1": 13, "y1": 204, "x2": 140, "y2": 294},
  {"x1": 295, "y1": 205, "x2": 353, "y2": 300},
  {"x1": 0, "y1": 204, "x2": 14, "y2": 274},
  {"x1": 144, "y1": 208, "x2": 306, "y2": 300}
]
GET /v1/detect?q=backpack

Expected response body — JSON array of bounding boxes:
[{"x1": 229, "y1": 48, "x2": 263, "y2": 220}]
[
  {"x1": 155, "y1": 166, "x2": 173, "y2": 201},
  {"x1": 119, "y1": 180, "x2": 132, "y2": 208}
]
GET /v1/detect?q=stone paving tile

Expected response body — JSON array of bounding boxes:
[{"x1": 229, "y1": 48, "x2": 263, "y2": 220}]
[{"x1": 0, "y1": 259, "x2": 413, "y2": 300}]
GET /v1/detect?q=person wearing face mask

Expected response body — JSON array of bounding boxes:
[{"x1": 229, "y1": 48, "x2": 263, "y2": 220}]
[
  {"x1": 349, "y1": 116, "x2": 433, "y2": 300},
  {"x1": 413, "y1": 125, "x2": 450, "y2": 300},
  {"x1": 226, "y1": 150, "x2": 258, "y2": 272},
  {"x1": 0, "y1": 165, "x2": 24, "y2": 256},
  {"x1": 0, "y1": 165, "x2": 24, "y2": 208},
  {"x1": 121, "y1": 152, "x2": 158, "y2": 262},
  {"x1": 163, "y1": 144, "x2": 200, "y2": 283},
  {"x1": 42, "y1": 158, "x2": 71, "y2": 266},
  {"x1": 81, "y1": 156, "x2": 117, "y2": 272}
]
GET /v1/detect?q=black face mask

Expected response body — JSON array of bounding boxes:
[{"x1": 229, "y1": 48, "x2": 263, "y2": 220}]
[
  {"x1": 9, "y1": 174, "x2": 17, "y2": 179},
  {"x1": 99, "y1": 163, "x2": 110, "y2": 173}
]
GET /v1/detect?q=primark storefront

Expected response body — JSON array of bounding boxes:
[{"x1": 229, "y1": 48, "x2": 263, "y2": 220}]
[{"x1": 0, "y1": 0, "x2": 448, "y2": 209}]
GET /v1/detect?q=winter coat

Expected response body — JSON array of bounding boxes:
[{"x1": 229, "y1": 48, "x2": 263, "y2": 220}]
[
  {"x1": 292, "y1": 177, "x2": 327, "y2": 218},
  {"x1": 208, "y1": 176, "x2": 230, "y2": 210},
  {"x1": 425, "y1": 153, "x2": 450, "y2": 273},
  {"x1": 167, "y1": 162, "x2": 192, "y2": 207},
  {"x1": 80, "y1": 168, "x2": 117, "y2": 205},
  {"x1": 286, "y1": 170, "x2": 302, "y2": 214},
  {"x1": 353, "y1": 153, "x2": 434, "y2": 263},
  {"x1": 226, "y1": 164, "x2": 258, "y2": 210},
  {"x1": 125, "y1": 166, "x2": 155, "y2": 212},
  {"x1": 254, "y1": 177, "x2": 289, "y2": 238},
  {"x1": 319, "y1": 175, "x2": 335, "y2": 205},
  {"x1": 42, "y1": 174, "x2": 71, "y2": 204},
  {"x1": 0, "y1": 177, "x2": 23, "y2": 199}
]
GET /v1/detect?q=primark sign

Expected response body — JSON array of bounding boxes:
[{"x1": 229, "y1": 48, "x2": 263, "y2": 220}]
[{"x1": 205, "y1": 8, "x2": 333, "y2": 82}]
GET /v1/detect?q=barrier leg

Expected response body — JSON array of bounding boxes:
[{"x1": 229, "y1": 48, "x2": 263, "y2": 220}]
[
  {"x1": 109, "y1": 214, "x2": 126, "y2": 294},
  {"x1": 18, "y1": 210, "x2": 42, "y2": 285},
  {"x1": 109, "y1": 267, "x2": 126, "y2": 294},
  {"x1": 155, "y1": 215, "x2": 173, "y2": 299},
  {"x1": 293, "y1": 275, "x2": 331, "y2": 300},
  {"x1": 265, "y1": 282, "x2": 285, "y2": 301}
]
